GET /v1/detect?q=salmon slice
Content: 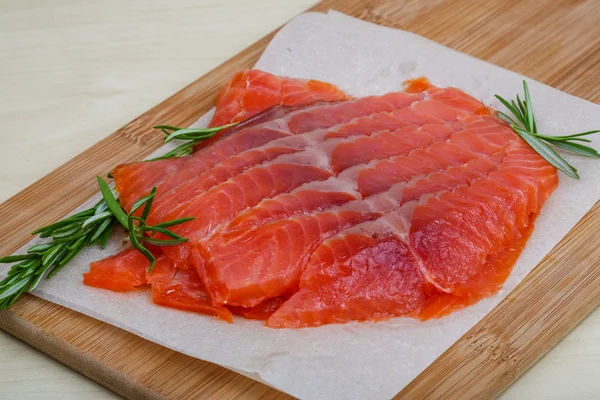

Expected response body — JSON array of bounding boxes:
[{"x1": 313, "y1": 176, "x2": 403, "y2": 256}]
[
  {"x1": 83, "y1": 248, "x2": 149, "y2": 291},
  {"x1": 266, "y1": 235, "x2": 427, "y2": 327},
  {"x1": 113, "y1": 93, "x2": 419, "y2": 214},
  {"x1": 84, "y1": 248, "x2": 232, "y2": 321},
  {"x1": 181, "y1": 86, "x2": 556, "y2": 321},
  {"x1": 145, "y1": 94, "x2": 426, "y2": 224},
  {"x1": 209, "y1": 69, "x2": 349, "y2": 128},
  {"x1": 112, "y1": 70, "x2": 348, "y2": 212},
  {"x1": 147, "y1": 257, "x2": 233, "y2": 322}
]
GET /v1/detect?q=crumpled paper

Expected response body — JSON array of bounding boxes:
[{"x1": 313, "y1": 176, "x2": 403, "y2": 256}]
[{"x1": 2, "y1": 11, "x2": 600, "y2": 400}]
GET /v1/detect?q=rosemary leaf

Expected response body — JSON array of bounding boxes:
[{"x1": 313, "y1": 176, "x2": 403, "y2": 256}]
[
  {"x1": 147, "y1": 141, "x2": 196, "y2": 161},
  {"x1": 145, "y1": 226, "x2": 185, "y2": 240},
  {"x1": 98, "y1": 223, "x2": 114, "y2": 249},
  {"x1": 28, "y1": 265, "x2": 49, "y2": 292},
  {"x1": 81, "y1": 211, "x2": 113, "y2": 229},
  {"x1": 0, "y1": 279, "x2": 29, "y2": 301},
  {"x1": 97, "y1": 177, "x2": 128, "y2": 228},
  {"x1": 544, "y1": 140, "x2": 600, "y2": 158},
  {"x1": 152, "y1": 217, "x2": 195, "y2": 229},
  {"x1": 27, "y1": 243, "x2": 55, "y2": 254},
  {"x1": 0, "y1": 254, "x2": 38, "y2": 263},
  {"x1": 138, "y1": 236, "x2": 188, "y2": 246},
  {"x1": 130, "y1": 232, "x2": 156, "y2": 271},
  {"x1": 89, "y1": 218, "x2": 113, "y2": 244},
  {"x1": 522, "y1": 81, "x2": 535, "y2": 131},
  {"x1": 130, "y1": 189, "x2": 156, "y2": 216},
  {"x1": 512, "y1": 126, "x2": 579, "y2": 179},
  {"x1": 495, "y1": 95, "x2": 527, "y2": 127},
  {"x1": 140, "y1": 188, "x2": 157, "y2": 221},
  {"x1": 162, "y1": 123, "x2": 238, "y2": 143}
]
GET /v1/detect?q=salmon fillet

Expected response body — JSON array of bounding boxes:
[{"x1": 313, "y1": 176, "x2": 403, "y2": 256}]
[
  {"x1": 182, "y1": 86, "x2": 555, "y2": 325},
  {"x1": 89, "y1": 74, "x2": 557, "y2": 327}
]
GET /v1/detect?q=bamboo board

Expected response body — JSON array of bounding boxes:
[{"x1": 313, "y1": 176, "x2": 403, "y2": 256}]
[{"x1": 1, "y1": 0, "x2": 600, "y2": 398}]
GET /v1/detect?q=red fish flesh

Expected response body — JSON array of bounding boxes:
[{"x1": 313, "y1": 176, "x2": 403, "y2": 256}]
[
  {"x1": 112, "y1": 70, "x2": 348, "y2": 212},
  {"x1": 86, "y1": 73, "x2": 557, "y2": 328}
]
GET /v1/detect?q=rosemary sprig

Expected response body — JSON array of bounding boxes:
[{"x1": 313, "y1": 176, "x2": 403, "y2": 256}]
[
  {"x1": 149, "y1": 123, "x2": 238, "y2": 161},
  {"x1": 96, "y1": 177, "x2": 193, "y2": 272},
  {"x1": 0, "y1": 177, "x2": 195, "y2": 309},
  {"x1": 496, "y1": 81, "x2": 599, "y2": 179},
  {"x1": 0, "y1": 199, "x2": 116, "y2": 309},
  {"x1": 0, "y1": 120, "x2": 221, "y2": 308}
]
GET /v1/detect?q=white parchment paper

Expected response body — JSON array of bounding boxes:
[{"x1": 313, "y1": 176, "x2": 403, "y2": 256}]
[{"x1": 2, "y1": 11, "x2": 600, "y2": 399}]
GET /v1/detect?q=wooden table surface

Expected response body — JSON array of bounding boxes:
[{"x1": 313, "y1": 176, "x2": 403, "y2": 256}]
[{"x1": 1, "y1": 1, "x2": 599, "y2": 398}]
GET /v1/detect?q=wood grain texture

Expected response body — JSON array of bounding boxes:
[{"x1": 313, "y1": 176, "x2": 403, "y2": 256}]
[{"x1": 1, "y1": 0, "x2": 599, "y2": 399}]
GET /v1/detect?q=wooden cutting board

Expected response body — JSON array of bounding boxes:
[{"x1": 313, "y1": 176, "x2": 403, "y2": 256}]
[{"x1": 1, "y1": 0, "x2": 600, "y2": 398}]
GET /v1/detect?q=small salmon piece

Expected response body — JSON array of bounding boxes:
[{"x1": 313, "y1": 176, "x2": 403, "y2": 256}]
[
  {"x1": 148, "y1": 258, "x2": 233, "y2": 322},
  {"x1": 84, "y1": 248, "x2": 232, "y2": 322},
  {"x1": 209, "y1": 69, "x2": 349, "y2": 128},
  {"x1": 83, "y1": 248, "x2": 148, "y2": 291}
]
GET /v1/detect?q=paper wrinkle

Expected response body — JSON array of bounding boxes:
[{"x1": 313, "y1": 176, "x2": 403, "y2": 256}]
[{"x1": 2, "y1": 11, "x2": 600, "y2": 400}]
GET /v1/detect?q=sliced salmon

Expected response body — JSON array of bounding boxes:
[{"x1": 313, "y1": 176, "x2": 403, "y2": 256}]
[
  {"x1": 209, "y1": 69, "x2": 349, "y2": 128},
  {"x1": 147, "y1": 257, "x2": 233, "y2": 322},
  {"x1": 267, "y1": 138, "x2": 556, "y2": 328},
  {"x1": 190, "y1": 89, "x2": 517, "y2": 308},
  {"x1": 92, "y1": 77, "x2": 558, "y2": 328},
  {"x1": 115, "y1": 91, "x2": 422, "y2": 220},
  {"x1": 84, "y1": 248, "x2": 232, "y2": 321},
  {"x1": 112, "y1": 70, "x2": 347, "y2": 213},
  {"x1": 83, "y1": 248, "x2": 149, "y2": 291},
  {"x1": 142, "y1": 93, "x2": 427, "y2": 268}
]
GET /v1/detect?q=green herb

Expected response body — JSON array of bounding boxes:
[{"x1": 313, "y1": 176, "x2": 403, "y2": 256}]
[
  {"x1": 495, "y1": 81, "x2": 599, "y2": 179},
  {"x1": 149, "y1": 123, "x2": 238, "y2": 161},
  {"x1": 0, "y1": 176, "x2": 195, "y2": 309},
  {"x1": 0, "y1": 120, "x2": 219, "y2": 309},
  {"x1": 0, "y1": 199, "x2": 116, "y2": 309},
  {"x1": 96, "y1": 177, "x2": 193, "y2": 272}
]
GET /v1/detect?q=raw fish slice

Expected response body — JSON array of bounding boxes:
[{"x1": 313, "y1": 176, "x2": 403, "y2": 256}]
[
  {"x1": 148, "y1": 121, "x2": 446, "y2": 228},
  {"x1": 84, "y1": 248, "x2": 232, "y2": 321},
  {"x1": 212, "y1": 118, "x2": 508, "y2": 243},
  {"x1": 410, "y1": 142, "x2": 557, "y2": 294},
  {"x1": 148, "y1": 258, "x2": 233, "y2": 322},
  {"x1": 219, "y1": 122, "x2": 471, "y2": 235},
  {"x1": 159, "y1": 163, "x2": 333, "y2": 269},
  {"x1": 266, "y1": 235, "x2": 426, "y2": 328},
  {"x1": 113, "y1": 106, "x2": 301, "y2": 212},
  {"x1": 154, "y1": 94, "x2": 438, "y2": 267},
  {"x1": 83, "y1": 248, "x2": 149, "y2": 291},
  {"x1": 209, "y1": 69, "x2": 349, "y2": 128},
  {"x1": 97, "y1": 80, "x2": 559, "y2": 328}
]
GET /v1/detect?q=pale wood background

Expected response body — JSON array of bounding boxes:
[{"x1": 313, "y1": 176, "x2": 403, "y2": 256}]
[{"x1": 0, "y1": 0, "x2": 599, "y2": 399}]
